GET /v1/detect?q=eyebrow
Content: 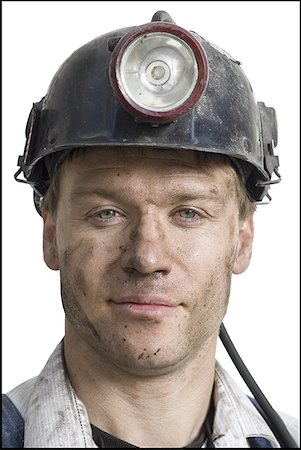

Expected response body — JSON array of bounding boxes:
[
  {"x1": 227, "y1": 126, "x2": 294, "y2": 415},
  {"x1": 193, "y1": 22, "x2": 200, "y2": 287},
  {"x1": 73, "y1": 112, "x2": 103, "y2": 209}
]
[
  {"x1": 70, "y1": 188, "x2": 121, "y2": 200},
  {"x1": 168, "y1": 187, "x2": 221, "y2": 204},
  {"x1": 70, "y1": 186, "x2": 223, "y2": 205}
]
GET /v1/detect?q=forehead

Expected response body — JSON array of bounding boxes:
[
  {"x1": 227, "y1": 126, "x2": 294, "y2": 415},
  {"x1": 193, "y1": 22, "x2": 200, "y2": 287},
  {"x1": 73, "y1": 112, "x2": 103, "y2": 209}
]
[
  {"x1": 52, "y1": 147, "x2": 241, "y2": 213},
  {"x1": 60, "y1": 147, "x2": 234, "y2": 181},
  {"x1": 55, "y1": 148, "x2": 239, "y2": 208}
]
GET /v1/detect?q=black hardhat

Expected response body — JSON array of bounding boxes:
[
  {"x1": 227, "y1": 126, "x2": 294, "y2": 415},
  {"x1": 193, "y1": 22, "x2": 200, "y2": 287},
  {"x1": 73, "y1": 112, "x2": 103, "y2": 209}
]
[{"x1": 15, "y1": 11, "x2": 280, "y2": 212}]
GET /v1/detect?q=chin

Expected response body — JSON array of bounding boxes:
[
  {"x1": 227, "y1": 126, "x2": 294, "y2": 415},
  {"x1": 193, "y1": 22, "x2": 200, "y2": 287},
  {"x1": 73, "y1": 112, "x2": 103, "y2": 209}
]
[
  {"x1": 117, "y1": 355, "x2": 183, "y2": 377},
  {"x1": 106, "y1": 340, "x2": 192, "y2": 377}
]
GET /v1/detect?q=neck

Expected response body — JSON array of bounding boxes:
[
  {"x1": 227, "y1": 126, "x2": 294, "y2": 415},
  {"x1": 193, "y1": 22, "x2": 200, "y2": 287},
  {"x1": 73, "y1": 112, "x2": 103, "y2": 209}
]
[{"x1": 64, "y1": 324, "x2": 217, "y2": 448}]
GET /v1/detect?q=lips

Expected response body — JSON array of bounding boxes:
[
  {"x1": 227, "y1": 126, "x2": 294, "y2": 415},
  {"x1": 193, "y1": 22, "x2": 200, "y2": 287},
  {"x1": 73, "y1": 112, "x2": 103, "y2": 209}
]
[
  {"x1": 111, "y1": 296, "x2": 178, "y2": 307},
  {"x1": 109, "y1": 296, "x2": 179, "y2": 319}
]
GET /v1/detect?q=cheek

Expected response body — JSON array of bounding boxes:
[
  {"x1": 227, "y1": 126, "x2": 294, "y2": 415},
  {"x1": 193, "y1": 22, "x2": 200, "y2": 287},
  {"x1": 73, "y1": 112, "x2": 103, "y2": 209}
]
[
  {"x1": 187, "y1": 252, "x2": 235, "y2": 345},
  {"x1": 176, "y1": 229, "x2": 237, "y2": 275},
  {"x1": 188, "y1": 236, "x2": 237, "y2": 308},
  {"x1": 59, "y1": 242, "x2": 112, "y2": 336},
  {"x1": 58, "y1": 235, "x2": 128, "y2": 314}
]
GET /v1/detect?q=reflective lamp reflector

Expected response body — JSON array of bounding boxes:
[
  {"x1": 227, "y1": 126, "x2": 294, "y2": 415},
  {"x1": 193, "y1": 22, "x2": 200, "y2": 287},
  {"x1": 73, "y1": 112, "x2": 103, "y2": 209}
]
[{"x1": 109, "y1": 23, "x2": 208, "y2": 124}]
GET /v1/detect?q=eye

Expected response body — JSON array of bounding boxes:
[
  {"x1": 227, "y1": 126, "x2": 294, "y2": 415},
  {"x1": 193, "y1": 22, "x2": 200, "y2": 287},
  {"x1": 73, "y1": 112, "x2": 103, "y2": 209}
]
[
  {"x1": 178, "y1": 209, "x2": 198, "y2": 219},
  {"x1": 172, "y1": 207, "x2": 204, "y2": 226},
  {"x1": 88, "y1": 208, "x2": 125, "y2": 226},
  {"x1": 96, "y1": 209, "x2": 118, "y2": 219}
]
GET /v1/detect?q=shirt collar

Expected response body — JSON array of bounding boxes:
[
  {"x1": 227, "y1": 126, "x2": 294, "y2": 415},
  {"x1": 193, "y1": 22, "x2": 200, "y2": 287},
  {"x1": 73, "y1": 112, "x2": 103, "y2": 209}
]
[
  {"x1": 24, "y1": 341, "x2": 97, "y2": 448},
  {"x1": 23, "y1": 341, "x2": 279, "y2": 448},
  {"x1": 209, "y1": 361, "x2": 279, "y2": 447}
]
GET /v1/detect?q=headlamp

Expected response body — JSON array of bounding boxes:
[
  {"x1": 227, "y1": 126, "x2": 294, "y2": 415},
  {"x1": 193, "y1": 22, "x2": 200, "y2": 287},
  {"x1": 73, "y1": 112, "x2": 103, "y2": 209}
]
[{"x1": 109, "y1": 22, "x2": 208, "y2": 124}]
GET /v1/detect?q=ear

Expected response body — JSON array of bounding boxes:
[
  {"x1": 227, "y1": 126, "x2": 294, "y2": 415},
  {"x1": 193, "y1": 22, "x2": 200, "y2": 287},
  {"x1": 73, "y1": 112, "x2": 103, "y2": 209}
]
[
  {"x1": 42, "y1": 211, "x2": 59, "y2": 271},
  {"x1": 233, "y1": 215, "x2": 254, "y2": 274}
]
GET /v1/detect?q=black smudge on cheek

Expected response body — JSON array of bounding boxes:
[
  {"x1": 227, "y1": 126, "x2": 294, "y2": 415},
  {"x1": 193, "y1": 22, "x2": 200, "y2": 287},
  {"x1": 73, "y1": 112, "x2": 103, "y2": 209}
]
[
  {"x1": 61, "y1": 246, "x2": 87, "y2": 297},
  {"x1": 75, "y1": 267, "x2": 88, "y2": 298},
  {"x1": 61, "y1": 270, "x2": 101, "y2": 342},
  {"x1": 62, "y1": 243, "x2": 97, "y2": 298},
  {"x1": 60, "y1": 246, "x2": 94, "y2": 332}
]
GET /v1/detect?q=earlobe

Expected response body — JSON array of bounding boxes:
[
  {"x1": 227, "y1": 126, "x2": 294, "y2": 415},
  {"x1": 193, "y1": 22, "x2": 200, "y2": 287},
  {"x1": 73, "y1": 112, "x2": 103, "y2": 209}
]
[
  {"x1": 233, "y1": 215, "x2": 254, "y2": 274},
  {"x1": 42, "y1": 212, "x2": 60, "y2": 271}
]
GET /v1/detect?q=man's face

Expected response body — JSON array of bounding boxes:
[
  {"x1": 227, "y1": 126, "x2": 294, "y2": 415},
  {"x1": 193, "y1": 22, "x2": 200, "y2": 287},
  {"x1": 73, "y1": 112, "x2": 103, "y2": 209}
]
[{"x1": 43, "y1": 148, "x2": 253, "y2": 375}]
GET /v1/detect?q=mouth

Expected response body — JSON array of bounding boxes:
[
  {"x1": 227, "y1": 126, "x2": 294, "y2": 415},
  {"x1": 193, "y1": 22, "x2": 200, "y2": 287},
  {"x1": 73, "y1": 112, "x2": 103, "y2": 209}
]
[{"x1": 109, "y1": 296, "x2": 180, "y2": 319}]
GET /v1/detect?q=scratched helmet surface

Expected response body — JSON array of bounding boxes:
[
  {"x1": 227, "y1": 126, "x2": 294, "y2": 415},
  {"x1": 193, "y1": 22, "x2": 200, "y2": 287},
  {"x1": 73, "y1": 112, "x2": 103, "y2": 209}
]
[{"x1": 15, "y1": 11, "x2": 280, "y2": 212}]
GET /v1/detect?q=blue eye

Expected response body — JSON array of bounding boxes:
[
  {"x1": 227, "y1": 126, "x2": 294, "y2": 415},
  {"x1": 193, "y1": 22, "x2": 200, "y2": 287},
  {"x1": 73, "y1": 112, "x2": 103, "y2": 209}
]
[
  {"x1": 88, "y1": 208, "x2": 124, "y2": 227},
  {"x1": 179, "y1": 209, "x2": 198, "y2": 219},
  {"x1": 97, "y1": 209, "x2": 117, "y2": 219}
]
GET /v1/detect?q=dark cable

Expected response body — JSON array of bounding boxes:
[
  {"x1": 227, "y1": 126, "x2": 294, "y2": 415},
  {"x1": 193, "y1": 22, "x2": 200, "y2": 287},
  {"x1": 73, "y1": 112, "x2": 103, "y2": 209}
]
[{"x1": 219, "y1": 323, "x2": 298, "y2": 448}]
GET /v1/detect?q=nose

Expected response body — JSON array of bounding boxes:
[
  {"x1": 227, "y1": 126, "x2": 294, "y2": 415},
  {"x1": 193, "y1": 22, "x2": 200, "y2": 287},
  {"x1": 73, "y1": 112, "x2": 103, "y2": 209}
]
[{"x1": 122, "y1": 214, "x2": 172, "y2": 275}]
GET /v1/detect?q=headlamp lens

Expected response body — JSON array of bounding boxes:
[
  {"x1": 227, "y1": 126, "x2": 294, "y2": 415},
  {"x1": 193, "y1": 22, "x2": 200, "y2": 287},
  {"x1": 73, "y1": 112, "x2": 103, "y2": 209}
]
[
  {"x1": 110, "y1": 23, "x2": 208, "y2": 124},
  {"x1": 120, "y1": 32, "x2": 199, "y2": 112}
]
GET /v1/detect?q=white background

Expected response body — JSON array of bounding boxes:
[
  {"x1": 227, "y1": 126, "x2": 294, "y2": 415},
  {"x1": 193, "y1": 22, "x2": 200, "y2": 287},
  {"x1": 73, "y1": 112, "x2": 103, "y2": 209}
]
[{"x1": 2, "y1": 1, "x2": 300, "y2": 421}]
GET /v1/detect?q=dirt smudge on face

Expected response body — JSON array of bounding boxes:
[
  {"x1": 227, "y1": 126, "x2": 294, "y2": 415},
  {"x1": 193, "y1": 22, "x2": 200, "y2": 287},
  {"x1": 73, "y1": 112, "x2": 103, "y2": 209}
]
[
  {"x1": 138, "y1": 351, "x2": 145, "y2": 360},
  {"x1": 60, "y1": 245, "x2": 101, "y2": 343}
]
